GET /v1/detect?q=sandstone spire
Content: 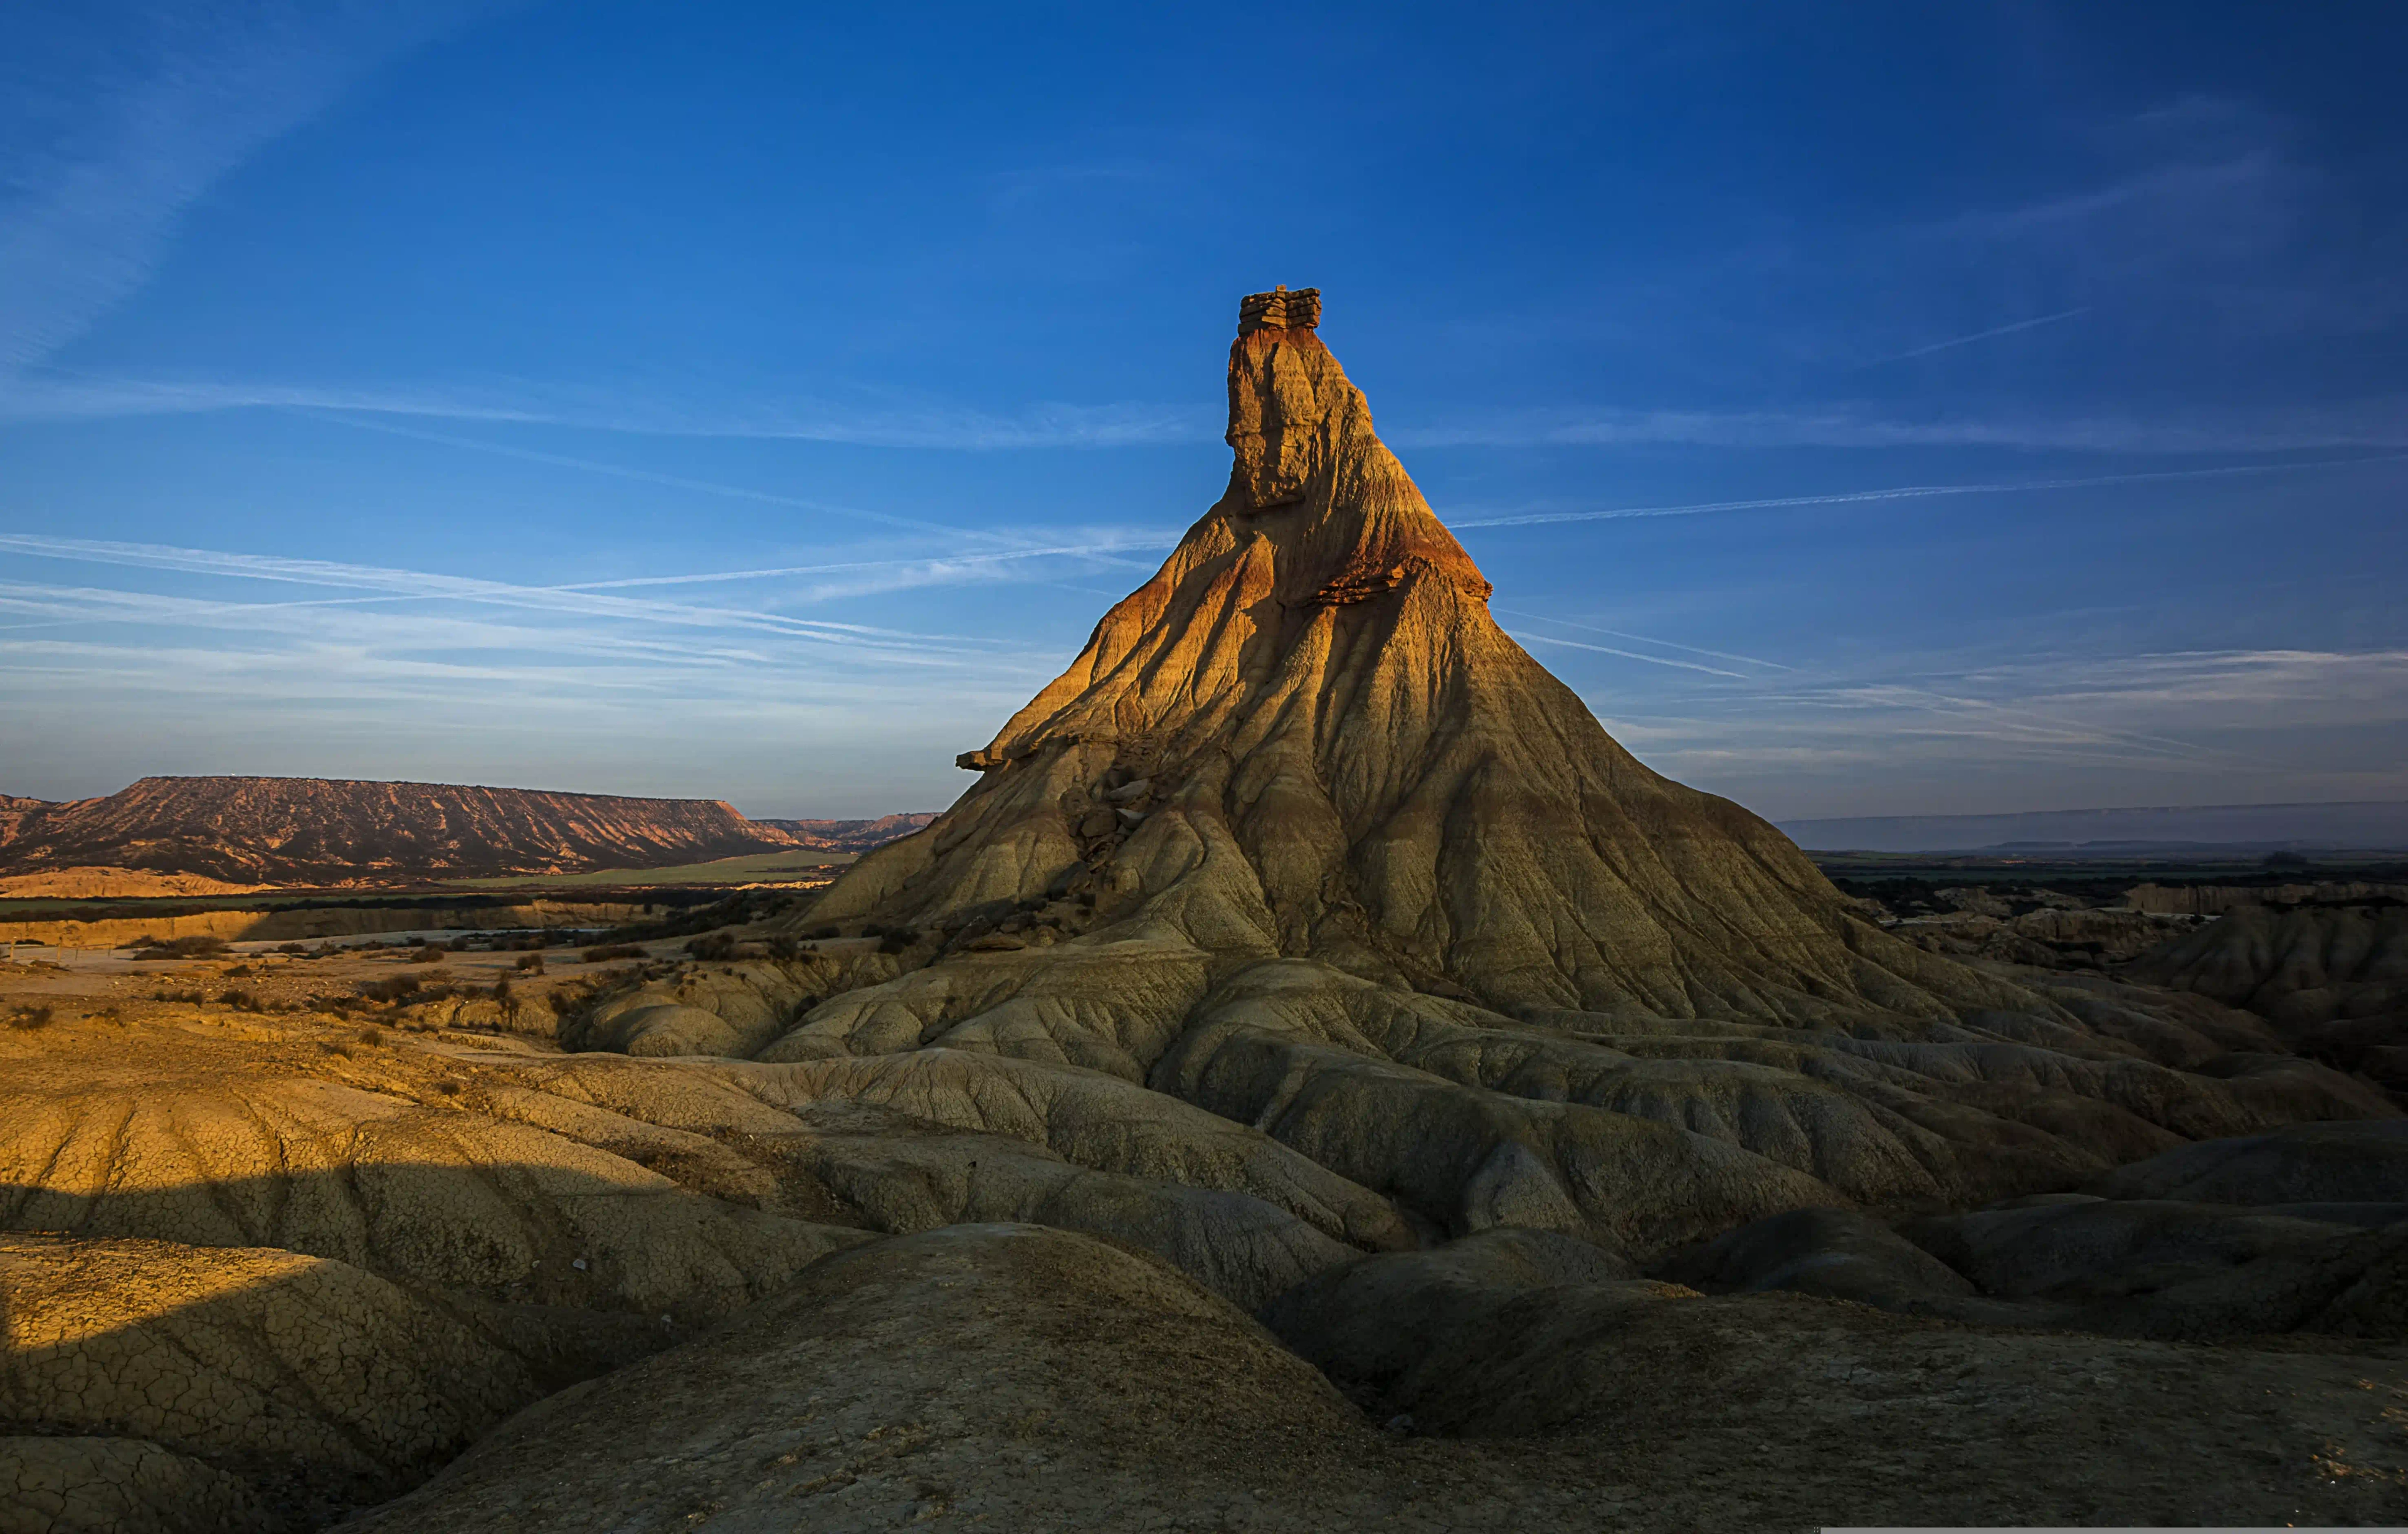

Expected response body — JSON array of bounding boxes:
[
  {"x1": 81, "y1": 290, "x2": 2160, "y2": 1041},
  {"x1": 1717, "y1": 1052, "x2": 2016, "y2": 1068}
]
[
  {"x1": 823, "y1": 290, "x2": 2018, "y2": 1023},
  {"x1": 747, "y1": 291, "x2": 2358, "y2": 1253}
]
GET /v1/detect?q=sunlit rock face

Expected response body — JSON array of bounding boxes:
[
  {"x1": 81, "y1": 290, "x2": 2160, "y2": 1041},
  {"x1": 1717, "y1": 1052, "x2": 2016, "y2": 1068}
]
[
  {"x1": 773, "y1": 290, "x2": 2386, "y2": 1258},
  {"x1": 851, "y1": 288, "x2": 2025, "y2": 1026}
]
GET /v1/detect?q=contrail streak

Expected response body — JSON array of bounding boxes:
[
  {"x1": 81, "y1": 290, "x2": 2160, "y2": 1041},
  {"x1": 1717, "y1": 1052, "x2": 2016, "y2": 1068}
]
[
  {"x1": 0, "y1": 534, "x2": 989, "y2": 656},
  {"x1": 554, "y1": 539, "x2": 1177, "y2": 591},
  {"x1": 1510, "y1": 631, "x2": 1750, "y2": 679},
  {"x1": 1861, "y1": 306, "x2": 2091, "y2": 366},
  {"x1": 1493, "y1": 606, "x2": 1795, "y2": 672},
  {"x1": 301, "y1": 411, "x2": 1160, "y2": 571},
  {"x1": 1448, "y1": 452, "x2": 2408, "y2": 531}
]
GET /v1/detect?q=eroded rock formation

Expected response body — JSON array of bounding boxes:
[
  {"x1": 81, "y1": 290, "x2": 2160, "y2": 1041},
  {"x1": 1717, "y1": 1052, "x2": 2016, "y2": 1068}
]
[
  {"x1": 346, "y1": 1221, "x2": 2408, "y2": 1531},
  {"x1": 724, "y1": 289, "x2": 2382, "y2": 1258},
  {"x1": 851, "y1": 290, "x2": 2014, "y2": 1026},
  {"x1": 2138, "y1": 900, "x2": 2408, "y2": 1090}
]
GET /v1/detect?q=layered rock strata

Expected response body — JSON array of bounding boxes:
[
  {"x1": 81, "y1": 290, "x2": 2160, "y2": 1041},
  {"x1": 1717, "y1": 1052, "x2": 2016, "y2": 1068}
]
[{"x1": 0, "y1": 776, "x2": 815, "y2": 886}]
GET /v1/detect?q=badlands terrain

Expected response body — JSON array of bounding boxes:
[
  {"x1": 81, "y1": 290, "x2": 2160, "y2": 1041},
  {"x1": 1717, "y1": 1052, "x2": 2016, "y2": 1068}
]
[{"x1": 4, "y1": 290, "x2": 2405, "y2": 1532}]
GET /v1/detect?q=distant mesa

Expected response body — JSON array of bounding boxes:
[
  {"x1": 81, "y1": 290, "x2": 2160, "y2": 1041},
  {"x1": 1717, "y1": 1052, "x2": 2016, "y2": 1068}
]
[
  {"x1": 0, "y1": 776, "x2": 932, "y2": 890},
  {"x1": 754, "y1": 812, "x2": 939, "y2": 855}
]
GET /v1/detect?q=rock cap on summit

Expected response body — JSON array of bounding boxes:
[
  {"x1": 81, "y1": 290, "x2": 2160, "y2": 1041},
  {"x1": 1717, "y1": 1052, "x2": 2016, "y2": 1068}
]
[{"x1": 1238, "y1": 285, "x2": 1320, "y2": 334}]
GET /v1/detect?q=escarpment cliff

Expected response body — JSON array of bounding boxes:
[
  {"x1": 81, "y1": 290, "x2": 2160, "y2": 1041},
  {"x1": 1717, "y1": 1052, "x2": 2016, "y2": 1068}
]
[{"x1": 0, "y1": 776, "x2": 805, "y2": 886}]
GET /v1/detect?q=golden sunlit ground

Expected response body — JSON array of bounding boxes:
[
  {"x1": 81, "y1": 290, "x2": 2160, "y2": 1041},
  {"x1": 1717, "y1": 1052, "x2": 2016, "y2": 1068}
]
[{"x1": 446, "y1": 851, "x2": 855, "y2": 890}]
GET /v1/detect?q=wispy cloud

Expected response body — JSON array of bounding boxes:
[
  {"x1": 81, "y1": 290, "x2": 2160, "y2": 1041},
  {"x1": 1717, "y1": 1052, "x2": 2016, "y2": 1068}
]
[
  {"x1": 0, "y1": 368, "x2": 1221, "y2": 448},
  {"x1": 558, "y1": 540, "x2": 1177, "y2": 593},
  {"x1": 1392, "y1": 401, "x2": 2408, "y2": 453},
  {"x1": 1508, "y1": 629, "x2": 1749, "y2": 679},
  {"x1": 19, "y1": 367, "x2": 2402, "y2": 460},
  {"x1": 1446, "y1": 452, "x2": 2408, "y2": 531},
  {"x1": 1558, "y1": 640, "x2": 2408, "y2": 813},
  {"x1": 1, "y1": 3, "x2": 503, "y2": 374},
  {"x1": 0, "y1": 559, "x2": 1071, "y2": 760},
  {"x1": 1856, "y1": 306, "x2": 2091, "y2": 367},
  {"x1": 0, "y1": 534, "x2": 1019, "y2": 659},
  {"x1": 0, "y1": 629, "x2": 1054, "y2": 735},
  {"x1": 0, "y1": 511, "x2": 1167, "y2": 790},
  {"x1": 1493, "y1": 606, "x2": 1794, "y2": 672},
  {"x1": 0, "y1": 581, "x2": 774, "y2": 672},
  {"x1": 1959, "y1": 645, "x2": 2408, "y2": 721},
  {"x1": 304, "y1": 412, "x2": 1179, "y2": 571},
  {"x1": 0, "y1": 553, "x2": 1057, "y2": 810},
  {"x1": 1406, "y1": 92, "x2": 2407, "y2": 442}
]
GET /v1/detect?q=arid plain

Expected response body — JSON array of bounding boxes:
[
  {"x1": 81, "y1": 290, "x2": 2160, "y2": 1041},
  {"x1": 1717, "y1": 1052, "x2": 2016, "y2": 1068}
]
[{"x1": 5, "y1": 293, "x2": 2405, "y2": 1531}]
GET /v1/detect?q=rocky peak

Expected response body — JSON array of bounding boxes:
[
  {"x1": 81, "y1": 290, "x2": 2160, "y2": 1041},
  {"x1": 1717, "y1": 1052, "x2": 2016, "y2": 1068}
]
[
  {"x1": 1217, "y1": 289, "x2": 1490, "y2": 607},
  {"x1": 865, "y1": 290, "x2": 2029, "y2": 1027},
  {"x1": 954, "y1": 290, "x2": 1491, "y2": 775},
  {"x1": 1225, "y1": 287, "x2": 1348, "y2": 514}
]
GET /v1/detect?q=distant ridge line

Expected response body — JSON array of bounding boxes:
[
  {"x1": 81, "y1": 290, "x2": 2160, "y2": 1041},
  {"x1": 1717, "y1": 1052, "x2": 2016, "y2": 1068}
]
[
  {"x1": 0, "y1": 775, "x2": 936, "y2": 887},
  {"x1": 1780, "y1": 798, "x2": 2408, "y2": 854},
  {"x1": 19, "y1": 773, "x2": 751, "y2": 808}
]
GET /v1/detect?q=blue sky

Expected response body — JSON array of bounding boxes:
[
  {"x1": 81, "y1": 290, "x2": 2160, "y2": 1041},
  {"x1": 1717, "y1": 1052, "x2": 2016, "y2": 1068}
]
[{"x1": 2, "y1": 1, "x2": 2403, "y2": 820}]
